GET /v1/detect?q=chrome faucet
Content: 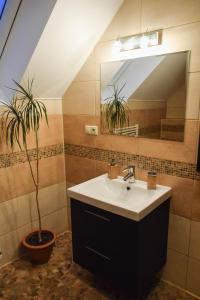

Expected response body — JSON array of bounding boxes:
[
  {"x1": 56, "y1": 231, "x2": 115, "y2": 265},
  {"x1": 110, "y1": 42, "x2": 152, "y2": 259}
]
[{"x1": 123, "y1": 165, "x2": 135, "y2": 183}]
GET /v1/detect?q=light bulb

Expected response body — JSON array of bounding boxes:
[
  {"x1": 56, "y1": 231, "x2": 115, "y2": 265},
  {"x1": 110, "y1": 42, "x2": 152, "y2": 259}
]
[
  {"x1": 112, "y1": 39, "x2": 121, "y2": 54},
  {"x1": 140, "y1": 35, "x2": 149, "y2": 48}
]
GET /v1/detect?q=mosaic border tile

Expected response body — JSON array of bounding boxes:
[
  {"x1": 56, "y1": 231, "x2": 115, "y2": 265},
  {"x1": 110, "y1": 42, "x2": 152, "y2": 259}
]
[
  {"x1": 64, "y1": 143, "x2": 200, "y2": 180},
  {"x1": 0, "y1": 143, "x2": 64, "y2": 168},
  {"x1": 2, "y1": 142, "x2": 198, "y2": 180}
]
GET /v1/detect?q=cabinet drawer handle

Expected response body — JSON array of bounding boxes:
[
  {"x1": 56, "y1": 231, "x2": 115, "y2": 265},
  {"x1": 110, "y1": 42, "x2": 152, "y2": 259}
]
[
  {"x1": 85, "y1": 246, "x2": 111, "y2": 261},
  {"x1": 84, "y1": 210, "x2": 111, "y2": 222}
]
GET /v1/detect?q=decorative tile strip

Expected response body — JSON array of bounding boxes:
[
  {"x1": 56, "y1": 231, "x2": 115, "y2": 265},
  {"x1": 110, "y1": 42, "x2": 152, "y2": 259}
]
[
  {"x1": 0, "y1": 143, "x2": 64, "y2": 168},
  {"x1": 65, "y1": 143, "x2": 199, "y2": 180}
]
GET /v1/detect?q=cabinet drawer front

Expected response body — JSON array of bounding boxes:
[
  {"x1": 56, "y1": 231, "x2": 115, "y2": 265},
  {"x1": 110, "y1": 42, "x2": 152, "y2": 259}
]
[
  {"x1": 71, "y1": 199, "x2": 113, "y2": 256},
  {"x1": 73, "y1": 242, "x2": 112, "y2": 278},
  {"x1": 71, "y1": 198, "x2": 137, "y2": 258},
  {"x1": 84, "y1": 209, "x2": 111, "y2": 223},
  {"x1": 71, "y1": 198, "x2": 113, "y2": 223}
]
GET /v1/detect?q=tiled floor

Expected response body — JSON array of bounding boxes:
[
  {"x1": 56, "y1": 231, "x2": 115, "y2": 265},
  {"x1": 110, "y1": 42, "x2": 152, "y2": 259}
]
[{"x1": 0, "y1": 232, "x2": 197, "y2": 300}]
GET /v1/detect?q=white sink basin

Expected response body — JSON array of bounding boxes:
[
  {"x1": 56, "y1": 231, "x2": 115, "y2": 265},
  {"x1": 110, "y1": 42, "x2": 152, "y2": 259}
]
[{"x1": 67, "y1": 174, "x2": 172, "y2": 221}]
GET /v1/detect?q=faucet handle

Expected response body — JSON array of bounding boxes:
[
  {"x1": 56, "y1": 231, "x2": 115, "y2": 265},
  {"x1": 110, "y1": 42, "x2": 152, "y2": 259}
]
[
  {"x1": 128, "y1": 165, "x2": 135, "y2": 169},
  {"x1": 123, "y1": 165, "x2": 135, "y2": 173}
]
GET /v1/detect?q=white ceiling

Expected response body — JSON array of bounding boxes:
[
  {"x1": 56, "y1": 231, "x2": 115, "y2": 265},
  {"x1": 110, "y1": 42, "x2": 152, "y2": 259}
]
[
  {"x1": 131, "y1": 52, "x2": 187, "y2": 100},
  {"x1": 23, "y1": 0, "x2": 123, "y2": 99},
  {"x1": 0, "y1": 0, "x2": 57, "y2": 102}
]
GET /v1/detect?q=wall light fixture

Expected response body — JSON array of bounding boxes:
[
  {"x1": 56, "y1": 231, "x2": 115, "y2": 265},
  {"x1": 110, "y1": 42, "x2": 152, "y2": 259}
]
[{"x1": 116, "y1": 30, "x2": 162, "y2": 52}]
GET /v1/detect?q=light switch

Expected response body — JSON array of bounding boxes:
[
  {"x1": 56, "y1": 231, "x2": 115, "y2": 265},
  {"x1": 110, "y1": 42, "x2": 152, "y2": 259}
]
[{"x1": 85, "y1": 125, "x2": 98, "y2": 136}]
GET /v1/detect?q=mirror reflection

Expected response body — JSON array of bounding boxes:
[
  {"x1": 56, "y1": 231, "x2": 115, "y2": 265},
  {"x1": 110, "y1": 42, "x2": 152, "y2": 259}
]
[{"x1": 100, "y1": 51, "x2": 188, "y2": 142}]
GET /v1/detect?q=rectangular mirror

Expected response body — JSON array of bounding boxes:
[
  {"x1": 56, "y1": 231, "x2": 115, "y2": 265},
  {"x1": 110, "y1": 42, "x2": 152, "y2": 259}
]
[{"x1": 100, "y1": 51, "x2": 189, "y2": 142}]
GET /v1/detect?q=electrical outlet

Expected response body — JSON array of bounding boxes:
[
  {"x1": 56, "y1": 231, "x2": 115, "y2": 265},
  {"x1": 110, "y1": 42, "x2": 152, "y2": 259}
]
[{"x1": 85, "y1": 125, "x2": 98, "y2": 136}]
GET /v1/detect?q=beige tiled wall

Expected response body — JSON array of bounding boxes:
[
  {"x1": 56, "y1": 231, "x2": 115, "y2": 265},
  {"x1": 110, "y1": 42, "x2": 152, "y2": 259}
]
[
  {"x1": 63, "y1": 0, "x2": 200, "y2": 296},
  {"x1": 0, "y1": 182, "x2": 68, "y2": 267},
  {"x1": 0, "y1": 99, "x2": 68, "y2": 266}
]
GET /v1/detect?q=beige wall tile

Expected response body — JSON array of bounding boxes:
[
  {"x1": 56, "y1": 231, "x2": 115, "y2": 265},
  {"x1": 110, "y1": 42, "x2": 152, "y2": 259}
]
[
  {"x1": 0, "y1": 109, "x2": 63, "y2": 155},
  {"x1": 0, "y1": 231, "x2": 19, "y2": 266},
  {"x1": 17, "y1": 223, "x2": 33, "y2": 242},
  {"x1": 30, "y1": 182, "x2": 67, "y2": 221},
  {"x1": 100, "y1": 0, "x2": 141, "y2": 42},
  {"x1": 162, "y1": 249, "x2": 188, "y2": 288},
  {"x1": 186, "y1": 72, "x2": 200, "y2": 120},
  {"x1": 0, "y1": 154, "x2": 65, "y2": 203},
  {"x1": 0, "y1": 163, "x2": 35, "y2": 203},
  {"x1": 0, "y1": 182, "x2": 67, "y2": 237},
  {"x1": 163, "y1": 23, "x2": 200, "y2": 73},
  {"x1": 63, "y1": 114, "x2": 99, "y2": 147},
  {"x1": 0, "y1": 136, "x2": 12, "y2": 155},
  {"x1": 0, "y1": 198, "x2": 20, "y2": 236},
  {"x1": 191, "y1": 180, "x2": 200, "y2": 222},
  {"x1": 42, "y1": 99, "x2": 63, "y2": 115},
  {"x1": 158, "y1": 174, "x2": 193, "y2": 219},
  {"x1": 0, "y1": 223, "x2": 31, "y2": 267},
  {"x1": 95, "y1": 160, "x2": 108, "y2": 177},
  {"x1": 94, "y1": 41, "x2": 115, "y2": 64},
  {"x1": 66, "y1": 182, "x2": 75, "y2": 189},
  {"x1": 5, "y1": 195, "x2": 32, "y2": 235},
  {"x1": 74, "y1": 52, "x2": 96, "y2": 82},
  {"x1": 0, "y1": 182, "x2": 67, "y2": 266},
  {"x1": 0, "y1": 115, "x2": 64, "y2": 153},
  {"x1": 63, "y1": 82, "x2": 96, "y2": 115},
  {"x1": 187, "y1": 258, "x2": 200, "y2": 296},
  {"x1": 95, "y1": 81, "x2": 101, "y2": 116},
  {"x1": 32, "y1": 207, "x2": 68, "y2": 235},
  {"x1": 38, "y1": 115, "x2": 64, "y2": 147},
  {"x1": 38, "y1": 154, "x2": 66, "y2": 189},
  {"x1": 142, "y1": 0, "x2": 200, "y2": 31},
  {"x1": 65, "y1": 155, "x2": 96, "y2": 184},
  {"x1": 168, "y1": 214, "x2": 190, "y2": 255},
  {"x1": 189, "y1": 221, "x2": 200, "y2": 260}
]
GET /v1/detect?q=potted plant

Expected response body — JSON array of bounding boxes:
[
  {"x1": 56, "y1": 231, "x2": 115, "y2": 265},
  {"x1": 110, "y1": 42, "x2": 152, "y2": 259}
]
[
  {"x1": 0, "y1": 79, "x2": 56, "y2": 264},
  {"x1": 102, "y1": 83, "x2": 129, "y2": 133}
]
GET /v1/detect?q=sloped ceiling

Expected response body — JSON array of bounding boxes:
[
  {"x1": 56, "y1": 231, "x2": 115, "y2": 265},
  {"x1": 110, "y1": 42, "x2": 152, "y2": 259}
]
[
  {"x1": 131, "y1": 52, "x2": 187, "y2": 101},
  {"x1": 101, "y1": 56, "x2": 164, "y2": 101},
  {"x1": 23, "y1": 0, "x2": 123, "y2": 99},
  {"x1": 0, "y1": 0, "x2": 57, "y2": 101}
]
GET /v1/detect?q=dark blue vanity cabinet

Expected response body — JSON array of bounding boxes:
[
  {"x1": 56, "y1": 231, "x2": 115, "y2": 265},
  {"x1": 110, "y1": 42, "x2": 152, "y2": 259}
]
[{"x1": 70, "y1": 198, "x2": 170, "y2": 298}]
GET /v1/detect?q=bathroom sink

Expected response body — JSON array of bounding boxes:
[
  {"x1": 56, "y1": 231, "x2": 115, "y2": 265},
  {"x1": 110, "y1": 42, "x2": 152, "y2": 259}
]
[{"x1": 67, "y1": 174, "x2": 172, "y2": 221}]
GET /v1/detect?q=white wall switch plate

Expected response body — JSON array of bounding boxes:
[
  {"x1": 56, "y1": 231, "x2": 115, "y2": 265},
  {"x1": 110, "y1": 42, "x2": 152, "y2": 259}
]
[{"x1": 85, "y1": 125, "x2": 98, "y2": 135}]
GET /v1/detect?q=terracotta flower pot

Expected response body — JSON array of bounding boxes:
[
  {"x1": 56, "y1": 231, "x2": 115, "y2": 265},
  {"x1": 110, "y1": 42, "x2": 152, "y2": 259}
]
[{"x1": 22, "y1": 229, "x2": 56, "y2": 264}]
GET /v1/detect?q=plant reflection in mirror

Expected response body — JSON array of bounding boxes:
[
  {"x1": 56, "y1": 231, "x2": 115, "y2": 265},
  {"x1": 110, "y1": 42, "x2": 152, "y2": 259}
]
[{"x1": 102, "y1": 83, "x2": 129, "y2": 134}]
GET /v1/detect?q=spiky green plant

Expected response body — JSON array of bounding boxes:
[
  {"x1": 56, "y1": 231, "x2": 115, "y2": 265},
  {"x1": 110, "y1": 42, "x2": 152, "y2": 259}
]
[
  {"x1": 0, "y1": 79, "x2": 48, "y2": 243},
  {"x1": 102, "y1": 83, "x2": 129, "y2": 133}
]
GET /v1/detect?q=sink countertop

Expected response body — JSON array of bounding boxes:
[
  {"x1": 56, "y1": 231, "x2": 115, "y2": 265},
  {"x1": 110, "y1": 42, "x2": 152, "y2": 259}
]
[{"x1": 67, "y1": 174, "x2": 172, "y2": 221}]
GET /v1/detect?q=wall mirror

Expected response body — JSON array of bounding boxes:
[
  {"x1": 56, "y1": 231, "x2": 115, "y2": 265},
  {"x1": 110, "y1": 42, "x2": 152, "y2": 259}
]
[{"x1": 100, "y1": 51, "x2": 189, "y2": 142}]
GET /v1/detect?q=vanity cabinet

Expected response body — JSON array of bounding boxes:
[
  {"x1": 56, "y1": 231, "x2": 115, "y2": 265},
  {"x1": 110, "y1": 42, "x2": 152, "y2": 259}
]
[{"x1": 70, "y1": 198, "x2": 170, "y2": 298}]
